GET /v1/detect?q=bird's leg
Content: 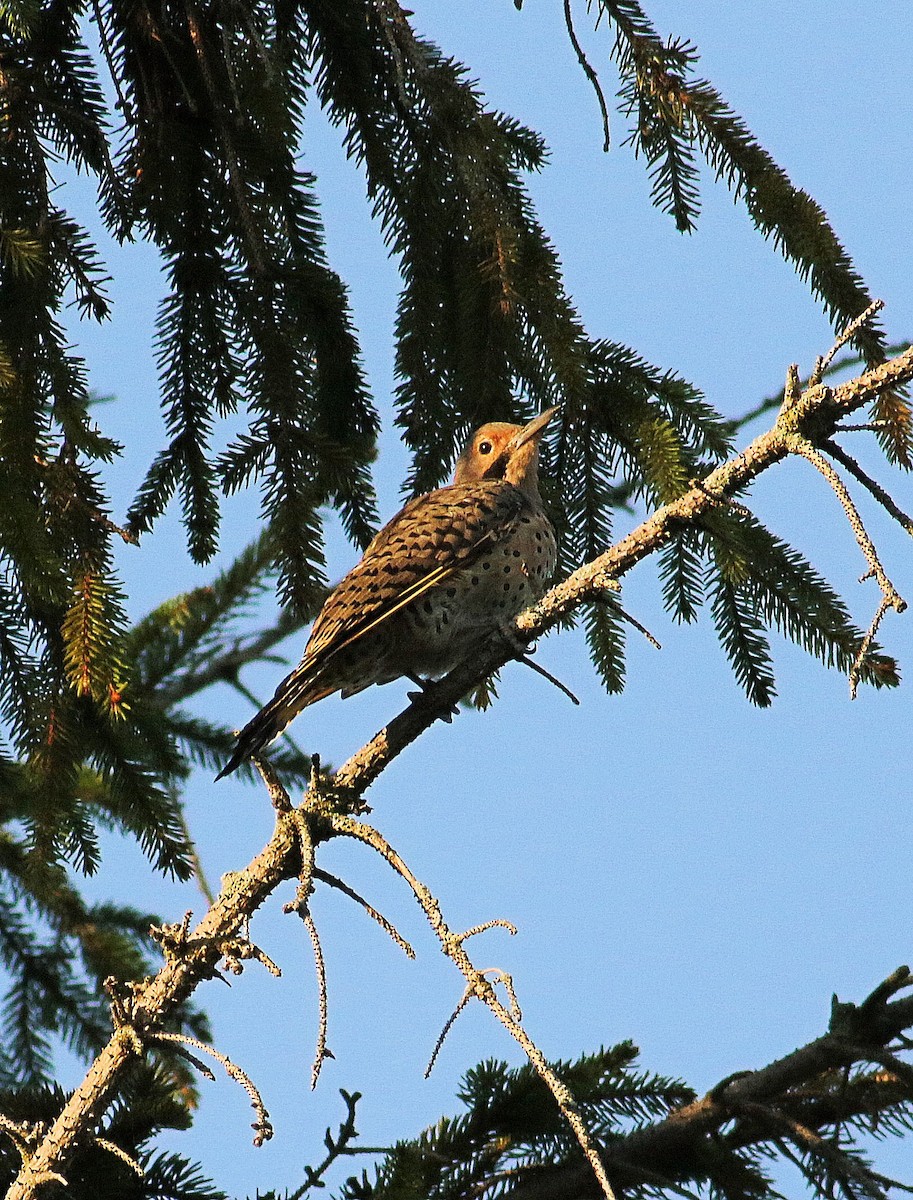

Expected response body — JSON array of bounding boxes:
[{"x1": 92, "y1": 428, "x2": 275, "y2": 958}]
[
  {"x1": 497, "y1": 620, "x2": 533, "y2": 661},
  {"x1": 405, "y1": 674, "x2": 460, "y2": 723}
]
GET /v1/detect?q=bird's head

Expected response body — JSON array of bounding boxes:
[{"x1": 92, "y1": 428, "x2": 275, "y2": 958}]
[{"x1": 453, "y1": 407, "x2": 558, "y2": 495}]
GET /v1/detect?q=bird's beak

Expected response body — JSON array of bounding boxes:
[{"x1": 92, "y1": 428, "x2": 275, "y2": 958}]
[{"x1": 509, "y1": 406, "x2": 560, "y2": 451}]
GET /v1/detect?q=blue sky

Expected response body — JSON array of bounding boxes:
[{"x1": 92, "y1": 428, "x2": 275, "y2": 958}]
[{"x1": 64, "y1": 2, "x2": 913, "y2": 1193}]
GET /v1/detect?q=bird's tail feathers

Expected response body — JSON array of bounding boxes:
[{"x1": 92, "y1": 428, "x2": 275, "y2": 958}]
[{"x1": 215, "y1": 664, "x2": 333, "y2": 780}]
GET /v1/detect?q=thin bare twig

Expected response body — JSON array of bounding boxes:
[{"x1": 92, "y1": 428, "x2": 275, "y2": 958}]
[
  {"x1": 313, "y1": 868, "x2": 415, "y2": 958},
  {"x1": 152, "y1": 1031, "x2": 273, "y2": 1146},
  {"x1": 563, "y1": 0, "x2": 611, "y2": 150},
  {"x1": 303, "y1": 911, "x2": 331, "y2": 1090},
  {"x1": 254, "y1": 754, "x2": 295, "y2": 815},
  {"x1": 458, "y1": 918, "x2": 519, "y2": 941},
  {"x1": 286, "y1": 1090, "x2": 385, "y2": 1200},
  {"x1": 835, "y1": 422, "x2": 895, "y2": 433},
  {"x1": 782, "y1": 431, "x2": 906, "y2": 697},
  {"x1": 849, "y1": 594, "x2": 892, "y2": 701},
  {"x1": 164, "y1": 1042, "x2": 217, "y2": 1082},
  {"x1": 822, "y1": 439, "x2": 913, "y2": 537},
  {"x1": 783, "y1": 434, "x2": 906, "y2": 614},
  {"x1": 730, "y1": 341, "x2": 910, "y2": 433},
  {"x1": 496, "y1": 968, "x2": 523, "y2": 1022},
  {"x1": 518, "y1": 655, "x2": 581, "y2": 703},
  {"x1": 593, "y1": 593, "x2": 662, "y2": 650},
  {"x1": 810, "y1": 300, "x2": 885, "y2": 386},
  {"x1": 425, "y1": 965, "x2": 522, "y2": 1078},
  {"x1": 94, "y1": 1137, "x2": 144, "y2": 1177},
  {"x1": 426, "y1": 987, "x2": 473, "y2": 1078}
]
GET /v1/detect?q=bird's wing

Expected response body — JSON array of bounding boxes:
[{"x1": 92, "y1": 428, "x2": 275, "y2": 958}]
[
  {"x1": 215, "y1": 482, "x2": 528, "y2": 778},
  {"x1": 300, "y1": 480, "x2": 527, "y2": 670}
]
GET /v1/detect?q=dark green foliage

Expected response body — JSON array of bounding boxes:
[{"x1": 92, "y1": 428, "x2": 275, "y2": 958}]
[
  {"x1": 122, "y1": 530, "x2": 316, "y2": 786},
  {"x1": 0, "y1": 861, "x2": 208, "y2": 1091},
  {"x1": 697, "y1": 510, "x2": 899, "y2": 704},
  {"x1": 597, "y1": 3, "x2": 908, "y2": 396},
  {"x1": 304, "y1": 1, "x2": 588, "y2": 498},
  {"x1": 105, "y1": 0, "x2": 382, "y2": 584},
  {"x1": 659, "y1": 529, "x2": 705, "y2": 623},
  {"x1": 336, "y1": 1045, "x2": 913, "y2": 1200},
  {"x1": 708, "y1": 569, "x2": 778, "y2": 707},
  {"x1": 651, "y1": 508, "x2": 900, "y2": 706},
  {"x1": 706, "y1": 512, "x2": 899, "y2": 688},
  {"x1": 341, "y1": 1046, "x2": 692, "y2": 1200},
  {"x1": 1, "y1": 0, "x2": 902, "y2": 847},
  {"x1": 585, "y1": 601, "x2": 627, "y2": 693}
]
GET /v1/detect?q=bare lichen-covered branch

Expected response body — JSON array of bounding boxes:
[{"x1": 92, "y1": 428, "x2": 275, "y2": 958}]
[
  {"x1": 5, "y1": 810, "x2": 300, "y2": 1199},
  {"x1": 302, "y1": 911, "x2": 331, "y2": 1090},
  {"x1": 152, "y1": 1031, "x2": 272, "y2": 1146},
  {"x1": 823, "y1": 438, "x2": 913, "y2": 537},
  {"x1": 783, "y1": 432, "x2": 906, "y2": 615},
  {"x1": 313, "y1": 867, "x2": 416, "y2": 959},
  {"x1": 848, "y1": 593, "x2": 893, "y2": 701},
  {"x1": 93, "y1": 1137, "x2": 144, "y2": 1177}
]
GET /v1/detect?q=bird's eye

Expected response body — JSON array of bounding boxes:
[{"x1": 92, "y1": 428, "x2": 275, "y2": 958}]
[{"x1": 479, "y1": 440, "x2": 493, "y2": 455}]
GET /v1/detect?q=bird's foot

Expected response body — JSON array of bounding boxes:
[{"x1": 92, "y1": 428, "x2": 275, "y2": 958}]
[
  {"x1": 497, "y1": 621, "x2": 533, "y2": 661},
  {"x1": 406, "y1": 675, "x2": 460, "y2": 723}
]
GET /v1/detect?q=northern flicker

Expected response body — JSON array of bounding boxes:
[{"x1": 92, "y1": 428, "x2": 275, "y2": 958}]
[{"x1": 216, "y1": 408, "x2": 558, "y2": 778}]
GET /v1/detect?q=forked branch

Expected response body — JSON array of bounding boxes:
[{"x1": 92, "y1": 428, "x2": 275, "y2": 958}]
[{"x1": 329, "y1": 812, "x2": 616, "y2": 1200}]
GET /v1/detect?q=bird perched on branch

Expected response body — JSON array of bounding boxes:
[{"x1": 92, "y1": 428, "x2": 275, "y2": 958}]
[{"x1": 216, "y1": 408, "x2": 558, "y2": 778}]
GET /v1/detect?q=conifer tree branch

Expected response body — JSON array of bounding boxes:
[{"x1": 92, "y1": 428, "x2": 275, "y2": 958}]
[
  {"x1": 154, "y1": 605, "x2": 314, "y2": 707},
  {"x1": 782, "y1": 432, "x2": 906, "y2": 616},
  {"x1": 728, "y1": 342, "x2": 911, "y2": 433},
  {"x1": 302, "y1": 910, "x2": 330, "y2": 1090},
  {"x1": 822, "y1": 439, "x2": 913, "y2": 537},
  {"x1": 6, "y1": 341, "x2": 913, "y2": 1199},
  {"x1": 4, "y1": 811, "x2": 300, "y2": 1199},
  {"x1": 498, "y1": 968, "x2": 913, "y2": 1200},
  {"x1": 312, "y1": 868, "x2": 416, "y2": 959},
  {"x1": 849, "y1": 593, "x2": 894, "y2": 703}
]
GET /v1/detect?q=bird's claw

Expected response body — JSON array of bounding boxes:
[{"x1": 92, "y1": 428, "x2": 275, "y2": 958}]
[
  {"x1": 498, "y1": 621, "x2": 533, "y2": 661},
  {"x1": 407, "y1": 676, "x2": 460, "y2": 723}
]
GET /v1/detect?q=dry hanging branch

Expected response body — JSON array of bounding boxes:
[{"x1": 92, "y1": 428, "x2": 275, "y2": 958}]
[
  {"x1": 328, "y1": 810, "x2": 616, "y2": 1200},
  {"x1": 5, "y1": 336, "x2": 913, "y2": 1200}
]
